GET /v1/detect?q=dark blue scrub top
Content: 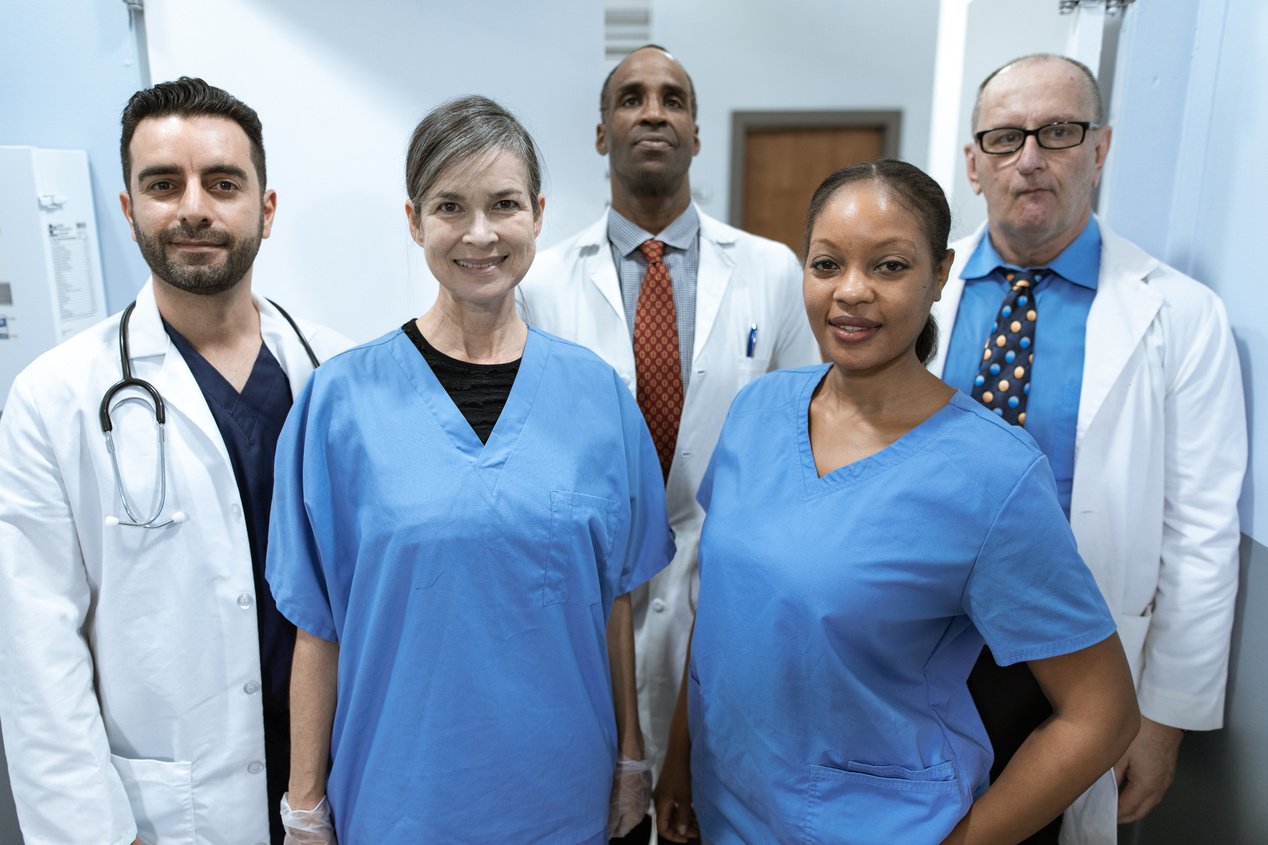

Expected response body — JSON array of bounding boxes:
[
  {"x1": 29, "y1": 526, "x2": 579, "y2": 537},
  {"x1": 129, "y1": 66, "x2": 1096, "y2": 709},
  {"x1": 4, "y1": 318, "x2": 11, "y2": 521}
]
[{"x1": 165, "y1": 323, "x2": 295, "y2": 717}]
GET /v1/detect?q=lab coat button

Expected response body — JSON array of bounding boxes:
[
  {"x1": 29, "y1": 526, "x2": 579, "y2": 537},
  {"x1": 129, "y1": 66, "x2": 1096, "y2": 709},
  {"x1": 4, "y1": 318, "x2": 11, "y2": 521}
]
[
  {"x1": 244, "y1": 680, "x2": 260, "y2": 695},
  {"x1": 247, "y1": 761, "x2": 265, "y2": 774},
  {"x1": 231, "y1": 504, "x2": 243, "y2": 520},
  {"x1": 651, "y1": 598, "x2": 667, "y2": 612},
  {"x1": 237, "y1": 593, "x2": 253, "y2": 609}
]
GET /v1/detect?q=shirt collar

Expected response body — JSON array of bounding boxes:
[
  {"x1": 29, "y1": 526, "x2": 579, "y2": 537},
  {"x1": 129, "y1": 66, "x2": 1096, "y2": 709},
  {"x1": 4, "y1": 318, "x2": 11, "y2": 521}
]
[
  {"x1": 963, "y1": 216, "x2": 1101, "y2": 290},
  {"x1": 607, "y1": 204, "x2": 700, "y2": 257}
]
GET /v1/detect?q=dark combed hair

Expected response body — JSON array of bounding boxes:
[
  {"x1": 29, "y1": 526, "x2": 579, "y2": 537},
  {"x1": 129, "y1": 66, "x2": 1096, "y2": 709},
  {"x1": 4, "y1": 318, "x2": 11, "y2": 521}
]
[
  {"x1": 803, "y1": 159, "x2": 952, "y2": 364},
  {"x1": 120, "y1": 77, "x2": 266, "y2": 189},
  {"x1": 599, "y1": 44, "x2": 698, "y2": 121}
]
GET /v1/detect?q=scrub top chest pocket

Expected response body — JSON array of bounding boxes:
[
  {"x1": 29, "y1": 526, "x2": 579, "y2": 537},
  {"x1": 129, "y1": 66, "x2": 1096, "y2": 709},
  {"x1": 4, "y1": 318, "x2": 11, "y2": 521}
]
[{"x1": 542, "y1": 490, "x2": 618, "y2": 606}]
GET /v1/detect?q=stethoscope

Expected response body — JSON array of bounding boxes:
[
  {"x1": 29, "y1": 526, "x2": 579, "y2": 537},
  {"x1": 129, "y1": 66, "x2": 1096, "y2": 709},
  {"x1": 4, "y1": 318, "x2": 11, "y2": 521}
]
[{"x1": 99, "y1": 298, "x2": 320, "y2": 529}]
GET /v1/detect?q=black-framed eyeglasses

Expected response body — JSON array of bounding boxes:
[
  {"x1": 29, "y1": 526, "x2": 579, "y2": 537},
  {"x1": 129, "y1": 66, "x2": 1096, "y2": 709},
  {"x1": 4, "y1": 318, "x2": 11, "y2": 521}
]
[{"x1": 975, "y1": 121, "x2": 1100, "y2": 155}]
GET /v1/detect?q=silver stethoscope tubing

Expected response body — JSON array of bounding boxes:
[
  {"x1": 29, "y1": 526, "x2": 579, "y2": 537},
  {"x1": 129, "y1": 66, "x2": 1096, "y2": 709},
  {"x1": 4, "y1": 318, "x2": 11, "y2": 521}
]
[{"x1": 98, "y1": 299, "x2": 320, "y2": 529}]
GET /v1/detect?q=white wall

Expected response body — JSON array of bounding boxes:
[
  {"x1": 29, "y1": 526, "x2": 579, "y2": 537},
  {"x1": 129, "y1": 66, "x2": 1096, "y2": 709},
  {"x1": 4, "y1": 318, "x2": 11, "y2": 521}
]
[
  {"x1": 143, "y1": 0, "x2": 605, "y2": 344},
  {"x1": 648, "y1": 0, "x2": 941, "y2": 225}
]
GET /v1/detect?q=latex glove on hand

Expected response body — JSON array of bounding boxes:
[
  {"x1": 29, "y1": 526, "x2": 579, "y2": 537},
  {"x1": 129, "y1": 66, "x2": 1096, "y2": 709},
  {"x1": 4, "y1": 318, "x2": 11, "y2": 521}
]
[
  {"x1": 281, "y1": 792, "x2": 336, "y2": 845},
  {"x1": 608, "y1": 755, "x2": 653, "y2": 838}
]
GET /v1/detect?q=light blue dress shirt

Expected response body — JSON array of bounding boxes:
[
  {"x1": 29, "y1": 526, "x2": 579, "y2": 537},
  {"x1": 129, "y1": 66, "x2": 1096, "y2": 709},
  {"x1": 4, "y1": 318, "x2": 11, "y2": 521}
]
[{"x1": 942, "y1": 219, "x2": 1101, "y2": 517}]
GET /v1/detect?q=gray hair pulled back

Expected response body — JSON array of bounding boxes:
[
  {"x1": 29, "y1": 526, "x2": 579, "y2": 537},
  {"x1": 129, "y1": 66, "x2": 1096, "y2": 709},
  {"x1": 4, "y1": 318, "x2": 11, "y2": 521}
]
[{"x1": 406, "y1": 95, "x2": 543, "y2": 221}]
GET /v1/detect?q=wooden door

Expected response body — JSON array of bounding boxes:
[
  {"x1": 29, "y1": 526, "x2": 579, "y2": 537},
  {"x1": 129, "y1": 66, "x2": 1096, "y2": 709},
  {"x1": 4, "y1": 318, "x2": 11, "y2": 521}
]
[{"x1": 738, "y1": 123, "x2": 889, "y2": 257}]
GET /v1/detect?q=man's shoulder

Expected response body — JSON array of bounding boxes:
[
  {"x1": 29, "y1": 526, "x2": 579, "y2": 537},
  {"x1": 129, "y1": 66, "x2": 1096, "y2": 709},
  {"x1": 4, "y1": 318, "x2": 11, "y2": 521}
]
[
  {"x1": 535, "y1": 327, "x2": 621, "y2": 375},
  {"x1": 254, "y1": 294, "x2": 354, "y2": 362},
  {"x1": 533, "y1": 215, "x2": 608, "y2": 263},
  {"x1": 949, "y1": 227, "x2": 986, "y2": 256},
  {"x1": 520, "y1": 215, "x2": 608, "y2": 294},
  {"x1": 10, "y1": 311, "x2": 122, "y2": 392},
  {"x1": 698, "y1": 210, "x2": 798, "y2": 262},
  {"x1": 0, "y1": 313, "x2": 125, "y2": 440},
  {"x1": 1099, "y1": 227, "x2": 1225, "y2": 311}
]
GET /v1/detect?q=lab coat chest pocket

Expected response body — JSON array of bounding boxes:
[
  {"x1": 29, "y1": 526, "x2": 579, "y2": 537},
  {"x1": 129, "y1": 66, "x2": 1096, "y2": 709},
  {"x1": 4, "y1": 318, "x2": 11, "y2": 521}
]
[
  {"x1": 542, "y1": 491, "x2": 617, "y2": 606},
  {"x1": 110, "y1": 753, "x2": 196, "y2": 843},
  {"x1": 737, "y1": 355, "x2": 771, "y2": 390}
]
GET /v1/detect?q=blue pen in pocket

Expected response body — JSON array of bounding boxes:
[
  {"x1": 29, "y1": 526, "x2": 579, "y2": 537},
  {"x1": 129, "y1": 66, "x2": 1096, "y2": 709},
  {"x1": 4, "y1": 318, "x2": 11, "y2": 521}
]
[{"x1": 746, "y1": 323, "x2": 758, "y2": 357}]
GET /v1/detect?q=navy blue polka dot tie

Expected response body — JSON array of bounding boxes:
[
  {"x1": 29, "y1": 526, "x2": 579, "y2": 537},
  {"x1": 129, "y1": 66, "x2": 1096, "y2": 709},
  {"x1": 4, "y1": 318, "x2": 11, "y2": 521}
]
[{"x1": 971, "y1": 269, "x2": 1041, "y2": 426}]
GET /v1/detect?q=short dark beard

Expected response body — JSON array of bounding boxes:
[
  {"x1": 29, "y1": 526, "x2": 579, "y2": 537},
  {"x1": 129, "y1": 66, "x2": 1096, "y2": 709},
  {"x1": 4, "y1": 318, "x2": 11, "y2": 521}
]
[{"x1": 134, "y1": 214, "x2": 264, "y2": 296}]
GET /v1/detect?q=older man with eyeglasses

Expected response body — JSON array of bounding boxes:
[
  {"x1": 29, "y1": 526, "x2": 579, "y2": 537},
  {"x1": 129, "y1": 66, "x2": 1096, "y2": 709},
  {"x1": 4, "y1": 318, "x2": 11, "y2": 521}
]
[{"x1": 926, "y1": 54, "x2": 1246, "y2": 845}]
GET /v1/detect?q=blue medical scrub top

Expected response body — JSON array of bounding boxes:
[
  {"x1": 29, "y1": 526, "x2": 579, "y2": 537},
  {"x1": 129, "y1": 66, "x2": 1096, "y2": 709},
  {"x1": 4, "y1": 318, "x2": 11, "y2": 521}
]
[
  {"x1": 267, "y1": 327, "x2": 674, "y2": 844},
  {"x1": 689, "y1": 366, "x2": 1114, "y2": 844}
]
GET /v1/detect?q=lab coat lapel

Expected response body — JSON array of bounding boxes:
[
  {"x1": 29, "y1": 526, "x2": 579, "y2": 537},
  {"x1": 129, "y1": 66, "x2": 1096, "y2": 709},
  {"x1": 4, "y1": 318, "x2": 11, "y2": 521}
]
[
  {"x1": 258, "y1": 297, "x2": 319, "y2": 399},
  {"x1": 580, "y1": 213, "x2": 626, "y2": 324},
  {"x1": 124, "y1": 280, "x2": 234, "y2": 464},
  {"x1": 1076, "y1": 224, "x2": 1162, "y2": 439},
  {"x1": 926, "y1": 226, "x2": 981, "y2": 378},
  {"x1": 693, "y1": 214, "x2": 737, "y2": 360}
]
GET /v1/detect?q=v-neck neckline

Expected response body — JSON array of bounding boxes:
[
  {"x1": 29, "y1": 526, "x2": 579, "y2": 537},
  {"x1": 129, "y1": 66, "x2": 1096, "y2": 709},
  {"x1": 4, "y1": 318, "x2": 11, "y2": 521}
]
[
  {"x1": 165, "y1": 322, "x2": 285, "y2": 435},
  {"x1": 796, "y1": 364, "x2": 958, "y2": 499},
  {"x1": 393, "y1": 325, "x2": 546, "y2": 482}
]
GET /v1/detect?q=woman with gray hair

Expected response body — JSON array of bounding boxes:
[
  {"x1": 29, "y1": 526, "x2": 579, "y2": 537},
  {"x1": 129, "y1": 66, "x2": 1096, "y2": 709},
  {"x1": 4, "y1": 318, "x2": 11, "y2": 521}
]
[{"x1": 266, "y1": 95, "x2": 672, "y2": 843}]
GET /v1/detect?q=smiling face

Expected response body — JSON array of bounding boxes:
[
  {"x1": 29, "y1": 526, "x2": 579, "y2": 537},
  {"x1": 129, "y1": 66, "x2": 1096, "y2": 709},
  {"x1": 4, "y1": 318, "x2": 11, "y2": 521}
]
[
  {"x1": 803, "y1": 181, "x2": 952, "y2": 377},
  {"x1": 596, "y1": 47, "x2": 700, "y2": 206},
  {"x1": 406, "y1": 148, "x2": 543, "y2": 309},
  {"x1": 966, "y1": 57, "x2": 1111, "y2": 266},
  {"x1": 120, "y1": 115, "x2": 275, "y2": 296}
]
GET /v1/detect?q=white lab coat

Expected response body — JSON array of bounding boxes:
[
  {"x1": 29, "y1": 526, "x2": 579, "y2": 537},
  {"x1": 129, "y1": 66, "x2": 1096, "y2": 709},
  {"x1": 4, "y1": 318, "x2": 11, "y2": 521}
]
[
  {"x1": 928, "y1": 221, "x2": 1246, "y2": 845},
  {"x1": 0, "y1": 280, "x2": 350, "y2": 845},
  {"x1": 518, "y1": 208, "x2": 821, "y2": 769}
]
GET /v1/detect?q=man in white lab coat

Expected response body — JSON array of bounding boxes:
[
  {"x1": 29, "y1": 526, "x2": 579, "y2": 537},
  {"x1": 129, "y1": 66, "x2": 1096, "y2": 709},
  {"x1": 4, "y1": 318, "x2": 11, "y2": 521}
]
[
  {"x1": 0, "y1": 78, "x2": 347, "y2": 845},
  {"x1": 519, "y1": 44, "x2": 821, "y2": 842},
  {"x1": 928, "y1": 54, "x2": 1246, "y2": 845}
]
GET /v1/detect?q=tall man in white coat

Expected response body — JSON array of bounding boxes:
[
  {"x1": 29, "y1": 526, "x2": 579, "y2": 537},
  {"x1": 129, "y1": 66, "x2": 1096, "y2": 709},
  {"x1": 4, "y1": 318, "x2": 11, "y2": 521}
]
[
  {"x1": 928, "y1": 54, "x2": 1246, "y2": 845},
  {"x1": 519, "y1": 44, "x2": 820, "y2": 840},
  {"x1": 0, "y1": 78, "x2": 348, "y2": 845}
]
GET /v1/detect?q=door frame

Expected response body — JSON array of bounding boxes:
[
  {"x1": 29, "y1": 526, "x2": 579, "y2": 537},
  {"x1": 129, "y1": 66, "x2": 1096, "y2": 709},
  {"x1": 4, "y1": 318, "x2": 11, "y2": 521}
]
[{"x1": 728, "y1": 110, "x2": 904, "y2": 225}]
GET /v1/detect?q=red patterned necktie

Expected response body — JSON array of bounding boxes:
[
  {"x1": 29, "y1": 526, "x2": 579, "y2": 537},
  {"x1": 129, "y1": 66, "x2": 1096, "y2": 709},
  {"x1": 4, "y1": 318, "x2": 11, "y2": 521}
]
[{"x1": 634, "y1": 239, "x2": 683, "y2": 481}]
